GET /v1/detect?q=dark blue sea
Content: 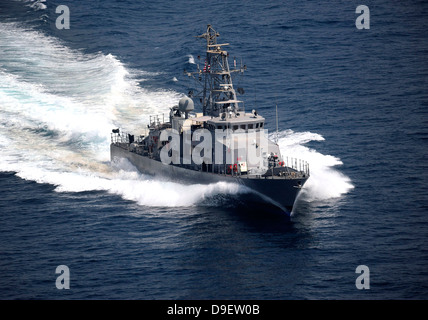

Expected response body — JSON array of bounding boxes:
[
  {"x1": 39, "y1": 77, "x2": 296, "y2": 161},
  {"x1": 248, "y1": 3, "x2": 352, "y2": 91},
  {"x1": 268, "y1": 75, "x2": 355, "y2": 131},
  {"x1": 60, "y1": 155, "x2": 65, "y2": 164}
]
[{"x1": 0, "y1": 0, "x2": 427, "y2": 300}]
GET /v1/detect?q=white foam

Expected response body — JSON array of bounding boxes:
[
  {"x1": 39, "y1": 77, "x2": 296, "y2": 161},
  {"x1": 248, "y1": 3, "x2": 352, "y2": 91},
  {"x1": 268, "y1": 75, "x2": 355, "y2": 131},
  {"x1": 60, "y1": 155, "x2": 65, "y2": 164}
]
[
  {"x1": 0, "y1": 22, "x2": 183, "y2": 200},
  {"x1": 18, "y1": 0, "x2": 47, "y2": 11},
  {"x1": 3, "y1": 157, "x2": 248, "y2": 208},
  {"x1": 106, "y1": 159, "x2": 250, "y2": 207},
  {"x1": 109, "y1": 178, "x2": 246, "y2": 207},
  {"x1": 187, "y1": 54, "x2": 196, "y2": 64},
  {"x1": 275, "y1": 130, "x2": 354, "y2": 202}
]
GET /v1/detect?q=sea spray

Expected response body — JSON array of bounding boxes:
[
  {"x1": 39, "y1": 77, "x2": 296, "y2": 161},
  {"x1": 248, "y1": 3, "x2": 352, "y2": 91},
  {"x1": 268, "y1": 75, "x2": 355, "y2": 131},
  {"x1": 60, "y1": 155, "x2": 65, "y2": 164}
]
[{"x1": 275, "y1": 130, "x2": 354, "y2": 202}]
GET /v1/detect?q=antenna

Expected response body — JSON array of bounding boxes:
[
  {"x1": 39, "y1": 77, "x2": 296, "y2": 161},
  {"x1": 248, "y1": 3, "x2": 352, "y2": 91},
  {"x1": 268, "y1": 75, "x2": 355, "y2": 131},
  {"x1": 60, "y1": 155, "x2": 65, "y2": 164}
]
[
  {"x1": 254, "y1": 87, "x2": 257, "y2": 111},
  {"x1": 274, "y1": 95, "x2": 280, "y2": 145},
  {"x1": 276, "y1": 103, "x2": 279, "y2": 145}
]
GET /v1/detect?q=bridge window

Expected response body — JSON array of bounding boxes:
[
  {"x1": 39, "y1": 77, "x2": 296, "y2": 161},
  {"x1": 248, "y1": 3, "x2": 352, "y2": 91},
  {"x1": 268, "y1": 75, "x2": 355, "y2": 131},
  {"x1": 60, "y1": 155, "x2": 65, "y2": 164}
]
[
  {"x1": 248, "y1": 124, "x2": 253, "y2": 129},
  {"x1": 240, "y1": 124, "x2": 246, "y2": 130}
]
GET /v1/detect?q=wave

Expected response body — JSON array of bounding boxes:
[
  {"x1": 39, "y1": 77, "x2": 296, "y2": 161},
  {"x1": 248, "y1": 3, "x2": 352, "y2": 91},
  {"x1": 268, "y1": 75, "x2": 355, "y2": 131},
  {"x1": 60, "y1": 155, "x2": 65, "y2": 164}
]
[
  {"x1": 13, "y1": 0, "x2": 47, "y2": 11},
  {"x1": 5, "y1": 157, "x2": 248, "y2": 208},
  {"x1": 28, "y1": 0, "x2": 47, "y2": 11},
  {"x1": 274, "y1": 130, "x2": 354, "y2": 202}
]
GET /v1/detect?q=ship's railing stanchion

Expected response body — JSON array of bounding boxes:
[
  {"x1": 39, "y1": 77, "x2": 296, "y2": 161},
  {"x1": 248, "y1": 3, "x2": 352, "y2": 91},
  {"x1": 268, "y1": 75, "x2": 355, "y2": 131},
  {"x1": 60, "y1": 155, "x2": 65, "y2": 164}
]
[{"x1": 149, "y1": 113, "x2": 168, "y2": 128}]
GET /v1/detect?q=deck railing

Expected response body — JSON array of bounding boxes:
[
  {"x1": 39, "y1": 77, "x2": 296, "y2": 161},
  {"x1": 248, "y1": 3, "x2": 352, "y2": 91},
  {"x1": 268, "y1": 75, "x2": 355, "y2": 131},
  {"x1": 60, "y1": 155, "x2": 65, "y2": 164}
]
[
  {"x1": 149, "y1": 114, "x2": 167, "y2": 128},
  {"x1": 111, "y1": 131, "x2": 133, "y2": 144},
  {"x1": 284, "y1": 157, "x2": 310, "y2": 176}
]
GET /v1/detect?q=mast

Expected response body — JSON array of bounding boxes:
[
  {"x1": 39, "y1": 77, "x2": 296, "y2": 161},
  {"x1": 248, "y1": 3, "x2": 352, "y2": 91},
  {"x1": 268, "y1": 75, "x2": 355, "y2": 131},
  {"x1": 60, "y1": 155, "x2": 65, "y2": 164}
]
[{"x1": 188, "y1": 25, "x2": 245, "y2": 117}]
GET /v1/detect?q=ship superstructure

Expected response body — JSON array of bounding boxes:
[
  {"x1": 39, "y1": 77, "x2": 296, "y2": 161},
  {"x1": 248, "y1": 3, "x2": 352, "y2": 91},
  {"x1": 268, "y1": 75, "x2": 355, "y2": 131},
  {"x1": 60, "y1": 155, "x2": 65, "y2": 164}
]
[{"x1": 111, "y1": 25, "x2": 309, "y2": 212}]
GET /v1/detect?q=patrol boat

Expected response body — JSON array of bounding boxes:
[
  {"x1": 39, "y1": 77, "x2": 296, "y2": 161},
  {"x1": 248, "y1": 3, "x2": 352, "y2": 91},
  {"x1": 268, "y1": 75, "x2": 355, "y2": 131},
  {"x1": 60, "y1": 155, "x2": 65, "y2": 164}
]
[{"x1": 110, "y1": 25, "x2": 309, "y2": 213}]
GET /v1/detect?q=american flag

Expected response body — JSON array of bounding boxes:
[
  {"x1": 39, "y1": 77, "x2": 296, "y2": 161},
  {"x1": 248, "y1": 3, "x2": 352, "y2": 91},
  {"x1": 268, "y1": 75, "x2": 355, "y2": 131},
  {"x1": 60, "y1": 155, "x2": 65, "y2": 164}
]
[{"x1": 203, "y1": 59, "x2": 210, "y2": 72}]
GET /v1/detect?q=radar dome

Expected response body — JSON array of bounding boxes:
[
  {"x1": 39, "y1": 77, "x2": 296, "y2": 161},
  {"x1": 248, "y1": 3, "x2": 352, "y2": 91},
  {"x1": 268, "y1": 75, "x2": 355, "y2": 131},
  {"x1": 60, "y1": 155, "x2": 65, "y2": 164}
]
[{"x1": 178, "y1": 96, "x2": 194, "y2": 112}]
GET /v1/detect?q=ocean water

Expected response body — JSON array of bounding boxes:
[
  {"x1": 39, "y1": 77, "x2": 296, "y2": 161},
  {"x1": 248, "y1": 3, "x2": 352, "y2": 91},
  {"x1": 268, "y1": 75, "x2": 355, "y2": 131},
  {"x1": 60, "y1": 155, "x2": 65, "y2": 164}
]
[{"x1": 0, "y1": 0, "x2": 427, "y2": 300}]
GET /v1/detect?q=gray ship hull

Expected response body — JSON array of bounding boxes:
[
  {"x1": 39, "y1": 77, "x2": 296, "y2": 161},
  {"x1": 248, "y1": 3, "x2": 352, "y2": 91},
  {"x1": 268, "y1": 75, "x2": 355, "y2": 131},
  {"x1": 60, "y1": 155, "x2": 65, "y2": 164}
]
[{"x1": 111, "y1": 144, "x2": 307, "y2": 213}]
